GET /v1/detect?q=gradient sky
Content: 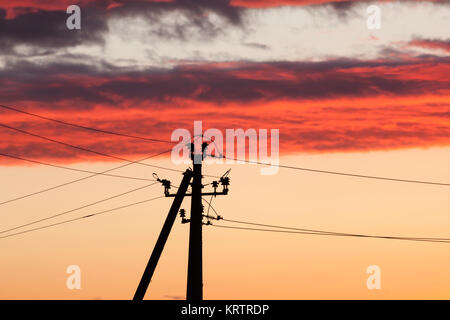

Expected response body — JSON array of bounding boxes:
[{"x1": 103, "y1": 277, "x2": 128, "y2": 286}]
[{"x1": 0, "y1": 0, "x2": 449, "y2": 300}]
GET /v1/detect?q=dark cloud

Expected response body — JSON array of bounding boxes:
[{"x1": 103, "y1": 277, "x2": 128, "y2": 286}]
[
  {"x1": 0, "y1": 57, "x2": 449, "y2": 106},
  {"x1": 2, "y1": 0, "x2": 447, "y2": 55},
  {"x1": 0, "y1": 7, "x2": 108, "y2": 54},
  {"x1": 111, "y1": 0, "x2": 241, "y2": 24},
  {"x1": 0, "y1": 0, "x2": 243, "y2": 55}
]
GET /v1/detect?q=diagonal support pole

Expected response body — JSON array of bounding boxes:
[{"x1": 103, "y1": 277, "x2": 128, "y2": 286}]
[{"x1": 133, "y1": 169, "x2": 193, "y2": 300}]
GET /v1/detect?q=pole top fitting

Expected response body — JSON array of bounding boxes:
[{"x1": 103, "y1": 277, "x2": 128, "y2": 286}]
[{"x1": 190, "y1": 139, "x2": 209, "y2": 162}]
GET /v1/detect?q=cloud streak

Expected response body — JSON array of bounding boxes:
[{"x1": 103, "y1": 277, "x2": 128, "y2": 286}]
[
  {"x1": 0, "y1": 0, "x2": 243, "y2": 54},
  {"x1": 0, "y1": 55, "x2": 449, "y2": 164},
  {"x1": 408, "y1": 38, "x2": 450, "y2": 53},
  {"x1": 0, "y1": 57, "x2": 448, "y2": 104}
]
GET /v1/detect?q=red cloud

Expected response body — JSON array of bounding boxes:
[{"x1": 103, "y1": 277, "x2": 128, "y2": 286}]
[
  {"x1": 1, "y1": 0, "x2": 445, "y2": 14},
  {"x1": 0, "y1": 57, "x2": 449, "y2": 166},
  {"x1": 408, "y1": 38, "x2": 450, "y2": 53}
]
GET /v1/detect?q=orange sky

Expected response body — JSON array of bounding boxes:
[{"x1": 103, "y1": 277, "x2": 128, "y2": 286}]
[{"x1": 1, "y1": 147, "x2": 450, "y2": 299}]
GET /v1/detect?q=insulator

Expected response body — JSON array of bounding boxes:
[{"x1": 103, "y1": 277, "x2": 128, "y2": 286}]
[
  {"x1": 220, "y1": 177, "x2": 230, "y2": 186},
  {"x1": 161, "y1": 179, "x2": 171, "y2": 188}
]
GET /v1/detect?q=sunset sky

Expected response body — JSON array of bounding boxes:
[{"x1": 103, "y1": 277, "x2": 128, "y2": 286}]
[{"x1": 0, "y1": 0, "x2": 449, "y2": 300}]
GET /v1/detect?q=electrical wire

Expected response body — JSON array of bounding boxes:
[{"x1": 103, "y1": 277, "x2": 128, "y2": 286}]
[
  {"x1": 201, "y1": 187, "x2": 450, "y2": 244},
  {"x1": 202, "y1": 196, "x2": 219, "y2": 217},
  {"x1": 0, "y1": 123, "x2": 183, "y2": 173},
  {"x1": 0, "y1": 123, "x2": 222, "y2": 180},
  {"x1": 0, "y1": 182, "x2": 159, "y2": 234},
  {"x1": 222, "y1": 218, "x2": 357, "y2": 236},
  {"x1": 214, "y1": 155, "x2": 450, "y2": 187},
  {"x1": 210, "y1": 222, "x2": 450, "y2": 244},
  {"x1": 0, "y1": 152, "x2": 156, "y2": 182},
  {"x1": 0, "y1": 148, "x2": 173, "y2": 207},
  {"x1": 207, "y1": 195, "x2": 214, "y2": 216},
  {"x1": 0, "y1": 104, "x2": 175, "y2": 144},
  {"x1": 0, "y1": 195, "x2": 165, "y2": 240},
  {"x1": 222, "y1": 218, "x2": 450, "y2": 241}
]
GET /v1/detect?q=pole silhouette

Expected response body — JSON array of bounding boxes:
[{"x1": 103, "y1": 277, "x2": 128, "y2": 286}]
[
  {"x1": 186, "y1": 141, "x2": 207, "y2": 300},
  {"x1": 133, "y1": 169, "x2": 193, "y2": 300},
  {"x1": 186, "y1": 161, "x2": 203, "y2": 300},
  {"x1": 133, "y1": 139, "x2": 229, "y2": 300}
]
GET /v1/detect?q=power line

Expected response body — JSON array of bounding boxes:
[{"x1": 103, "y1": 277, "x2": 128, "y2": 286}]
[
  {"x1": 0, "y1": 104, "x2": 175, "y2": 144},
  {"x1": 0, "y1": 182, "x2": 159, "y2": 234},
  {"x1": 222, "y1": 218, "x2": 450, "y2": 241},
  {"x1": 223, "y1": 218, "x2": 343, "y2": 235},
  {"x1": 210, "y1": 222, "x2": 450, "y2": 244},
  {"x1": 215, "y1": 155, "x2": 450, "y2": 187},
  {"x1": 0, "y1": 123, "x2": 183, "y2": 174},
  {"x1": 0, "y1": 148, "x2": 173, "y2": 207},
  {"x1": 0, "y1": 195, "x2": 165, "y2": 240},
  {"x1": 0, "y1": 132, "x2": 219, "y2": 207},
  {"x1": 0, "y1": 104, "x2": 221, "y2": 177},
  {"x1": 202, "y1": 196, "x2": 219, "y2": 217},
  {"x1": 0, "y1": 152, "x2": 157, "y2": 182}
]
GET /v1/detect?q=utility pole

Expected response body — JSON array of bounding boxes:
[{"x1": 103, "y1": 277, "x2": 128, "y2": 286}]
[
  {"x1": 186, "y1": 142, "x2": 205, "y2": 300},
  {"x1": 184, "y1": 139, "x2": 230, "y2": 300},
  {"x1": 133, "y1": 169, "x2": 193, "y2": 301},
  {"x1": 133, "y1": 138, "x2": 230, "y2": 300}
]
